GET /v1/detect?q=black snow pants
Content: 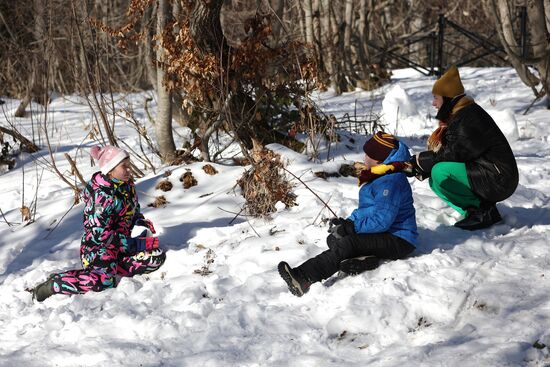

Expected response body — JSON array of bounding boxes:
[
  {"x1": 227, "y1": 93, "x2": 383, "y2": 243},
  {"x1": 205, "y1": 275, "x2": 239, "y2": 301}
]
[{"x1": 296, "y1": 232, "x2": 415, "y2": 283}]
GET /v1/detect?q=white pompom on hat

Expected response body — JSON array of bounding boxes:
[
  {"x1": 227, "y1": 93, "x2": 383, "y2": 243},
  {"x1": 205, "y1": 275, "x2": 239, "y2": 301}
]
[{"x1": 90, "y1": 145, "x2": 129, "y2": 175}]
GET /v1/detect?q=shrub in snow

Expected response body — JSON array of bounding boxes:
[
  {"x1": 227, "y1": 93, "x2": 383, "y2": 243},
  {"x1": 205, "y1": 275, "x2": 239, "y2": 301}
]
[
  {"x1": 237, "y1": 148, "x2": 296, "y2": 217},
  {"x1": 180, "y1": 171, "x2": 198, "y2": 189}
]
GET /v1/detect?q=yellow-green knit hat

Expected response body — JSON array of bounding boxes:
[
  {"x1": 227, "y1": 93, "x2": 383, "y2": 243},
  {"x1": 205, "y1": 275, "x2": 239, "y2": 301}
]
[{"x1": 432, "y1": 65, "x2": 464, "y2": 97}]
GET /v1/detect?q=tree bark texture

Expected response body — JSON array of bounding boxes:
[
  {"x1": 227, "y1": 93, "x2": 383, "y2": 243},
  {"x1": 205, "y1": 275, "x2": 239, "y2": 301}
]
[
  {"x1": 189, "y1": 0, "x2": 227, "y2": 56},
  {"x1": 485, "y1": 0, "x2": 550, "y2": 99},
  {"x1": 155, "y1": 0, "x2": 176, "y2": 163}
]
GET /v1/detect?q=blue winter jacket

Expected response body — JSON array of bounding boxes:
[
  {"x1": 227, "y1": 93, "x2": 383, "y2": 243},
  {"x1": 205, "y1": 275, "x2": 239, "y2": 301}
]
[{"x1": 347, "y1": 141, "x2": 418, "y2": 246}]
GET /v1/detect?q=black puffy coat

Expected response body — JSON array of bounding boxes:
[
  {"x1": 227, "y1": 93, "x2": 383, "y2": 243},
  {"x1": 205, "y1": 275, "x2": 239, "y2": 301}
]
[{"x1": 418, "y1": 102, "x2": 519, "y2": 203}]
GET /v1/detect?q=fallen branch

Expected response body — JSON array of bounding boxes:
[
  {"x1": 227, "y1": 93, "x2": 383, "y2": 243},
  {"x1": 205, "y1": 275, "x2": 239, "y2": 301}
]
[
  {"x1": 0, "y1": 126, "x2": 39, "y2": 153},
  {"x1": 282, "y1": 167, "x2": 337, "y2": 217},
  {"x1": 217, "y1": 206, "x2": 246, "y2": 225}
]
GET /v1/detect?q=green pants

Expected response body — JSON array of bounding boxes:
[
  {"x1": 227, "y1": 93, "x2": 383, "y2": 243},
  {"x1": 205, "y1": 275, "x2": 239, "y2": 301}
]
[{"x1": 429, "y1": 162, "x2": 481, "y2": 215}]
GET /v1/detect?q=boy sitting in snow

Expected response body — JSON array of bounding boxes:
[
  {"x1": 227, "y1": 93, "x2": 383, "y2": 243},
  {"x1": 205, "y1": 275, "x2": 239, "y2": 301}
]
[{"x1": 278, "y1": 132, "x2": 418, "y2": 297}]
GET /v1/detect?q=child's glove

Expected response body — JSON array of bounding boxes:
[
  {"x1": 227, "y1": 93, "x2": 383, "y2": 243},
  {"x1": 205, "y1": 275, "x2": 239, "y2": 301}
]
[
  {"x1": 328, "y1": 218, "x2": 356, "y2": 239},
  {"x1": 128, "y1": 230, "x2": 159, "y2": 252},
  {"x1": 134, "y1": 218, "x2": 156, "y2": 234},
  {"x1": 328, "y1": 217, "x2": 346, "y2": 230}
]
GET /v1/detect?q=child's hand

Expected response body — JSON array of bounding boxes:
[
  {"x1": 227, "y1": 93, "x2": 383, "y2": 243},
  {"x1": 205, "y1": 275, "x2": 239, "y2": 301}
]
[
  {"x1": 328, "y1": 219, "x2": 356, "y2": 239},
  {"x1": 328, "y1": 217, "x2": 346, "y2": 230},
  {"x1": 129, "y1": 230, "x2": 159, "y2": 252},
  {"x1": 135, "y1": 218, "x2": 156, "y2": 234}
]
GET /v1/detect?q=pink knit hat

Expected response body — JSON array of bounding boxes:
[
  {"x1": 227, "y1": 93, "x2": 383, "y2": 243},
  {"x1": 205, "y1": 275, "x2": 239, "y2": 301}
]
[{"x1": 90, "y1": 145, "x2": 129, "y2": 174}]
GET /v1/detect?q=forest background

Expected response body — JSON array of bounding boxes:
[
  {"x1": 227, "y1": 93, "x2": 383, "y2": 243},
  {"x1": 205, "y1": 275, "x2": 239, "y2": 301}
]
[{"x1": 1, "y1": 0, "x2": 548, "y2": 171}]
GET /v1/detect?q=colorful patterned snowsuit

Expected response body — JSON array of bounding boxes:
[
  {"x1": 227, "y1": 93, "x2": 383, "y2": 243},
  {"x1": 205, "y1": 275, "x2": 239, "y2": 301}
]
[{"x1": 49, "y1": 172, "x2": 166, "y2": 295}]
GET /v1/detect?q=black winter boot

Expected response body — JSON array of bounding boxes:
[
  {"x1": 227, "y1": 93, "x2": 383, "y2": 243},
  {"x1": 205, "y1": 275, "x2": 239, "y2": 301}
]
[
  {"x1": 31, "y1": 277, "x2": 56, "y2": 302},
  {"x1": 454, "y1": 203, "x2": 502, "y2": 230},
  {"x1": 340, "y1": 256, "x2": 379, "y2": 275},
  {"x1": 278, "y1": 262, "x2": 311, "y2": 297}
]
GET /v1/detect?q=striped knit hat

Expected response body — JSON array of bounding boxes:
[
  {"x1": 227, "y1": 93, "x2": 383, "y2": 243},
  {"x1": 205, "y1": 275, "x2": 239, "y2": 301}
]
[{"x1": 363, "y1": 132, "x2": 397, "y2": 162}]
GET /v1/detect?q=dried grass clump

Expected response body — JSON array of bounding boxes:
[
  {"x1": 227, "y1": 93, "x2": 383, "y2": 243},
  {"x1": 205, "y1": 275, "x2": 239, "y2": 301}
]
[
  {"x1": 148, "y1": 195, "x2": 168, "y2": 208},
  {"x1": 202, "y1": 164, "x2": 218, "y2": 175},
  {"x1": 155, "y1": 179, "x2": 173, "y2": 192},
  {"x1": 180, "y1": 171, "x2": 198, "y2": 189},
  {"x1": 237, "y1": 148, "x2": 296, "y2": 217}
]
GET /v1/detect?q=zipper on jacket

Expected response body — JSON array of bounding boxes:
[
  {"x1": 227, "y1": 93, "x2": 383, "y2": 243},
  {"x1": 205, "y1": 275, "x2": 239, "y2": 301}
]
[{"x1": 493, "y1": 163, "x2": 501, "y2": 174}]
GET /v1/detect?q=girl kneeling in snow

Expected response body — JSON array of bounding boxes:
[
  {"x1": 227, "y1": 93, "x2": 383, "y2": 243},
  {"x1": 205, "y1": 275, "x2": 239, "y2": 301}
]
[
  {"x1": 278, "y1": 132, "x2": 418, "y2": 297},
  {"x1": 31, "y1": 146, "x2": 166, "y2": 302}
]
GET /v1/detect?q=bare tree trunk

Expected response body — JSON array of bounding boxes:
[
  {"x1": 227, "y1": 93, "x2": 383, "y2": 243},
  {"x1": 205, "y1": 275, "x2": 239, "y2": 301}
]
[
  {"x1": 302, "y1": 0, "x2": 315, "y2": 44},
  {"x1": 312, "y1": 0, "x2": 321, "y2": 47},
  {"x1": 189, "y1": 0, "x2": 227, "y2": 56},
  {"x1": 344, "y1": 0, "x2": 353, "y2": 52},
  {"x1": 187, "y1": 0, "x2": 230, "y2": 161},
  {"x1": 143, "y1": 4, "x2": 158, "y2": 89},
  {"x1": 343, "y1": 0, "x2": 359, "y2": 88},
  {"x1": 155, "y1": 0, "x2": 176, "y2": 163},
  {"x1": 329, "y1": 2, "x2": 347, "y2": 93},
  {"x1": 14, "y1": 94, "x2": 32, "y2": 118},
  {"x1": 527, "y1": 0, "x2": 550, "y2": 101},
  {"x1": 267, "y1": 0, "x2": 286, "y2": 43},
  {"x1": 320, "y1": 0, "x2": 334, "y2": 81},
  {"x1": 486, "y1": 0, "x2": 539, "y2": 88}
]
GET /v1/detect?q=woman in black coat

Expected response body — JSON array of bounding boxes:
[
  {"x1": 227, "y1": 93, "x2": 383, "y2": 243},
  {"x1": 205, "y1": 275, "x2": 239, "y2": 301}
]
[{"x1": 412, "y1": 66, "x2": 519, "y2": 230}]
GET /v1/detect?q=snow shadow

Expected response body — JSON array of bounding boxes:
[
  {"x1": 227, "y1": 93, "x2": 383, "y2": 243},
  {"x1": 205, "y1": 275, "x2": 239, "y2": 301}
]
[
  {"x1": 0, "y1": 203, "x2": 84, "y2": 280},
  {"x1": 157, "y1": 216, "x2": 245, "y2": 251},
  {"x1": 0, "y1": 207, "x2": 244, "y2": 281},
  {"x1": 500, "y1": 205, "x2": 550, "y2": 228}
]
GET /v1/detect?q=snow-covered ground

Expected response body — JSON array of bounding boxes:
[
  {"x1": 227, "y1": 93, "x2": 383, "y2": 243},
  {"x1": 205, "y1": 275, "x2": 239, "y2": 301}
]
[{"x1": 1, "y1": 68, "x2": 549, "y2": 367}]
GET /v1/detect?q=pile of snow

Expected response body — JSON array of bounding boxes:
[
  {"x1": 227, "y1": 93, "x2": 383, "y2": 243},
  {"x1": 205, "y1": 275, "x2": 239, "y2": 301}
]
[
  {"x1": 1, "y1": 68, "x2": 550, "y2": 366},
  {"x1": 486, "y1": 108, "x2": 520, "y2": 142},
  {"x1": 381, "y1": 84, "x2": 431, "y2": 136}
]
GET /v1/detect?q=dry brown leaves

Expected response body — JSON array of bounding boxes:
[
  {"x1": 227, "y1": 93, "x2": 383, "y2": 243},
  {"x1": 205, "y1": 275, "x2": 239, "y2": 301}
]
[
  {"x1": 237, "y1": 148, "x2": 296, "y2": 217},
  {"x1": 180, "y1": 171, "x2": 198, "y2": 189},
  {"x1": 148, "y1": 196, "x2": 168, "y2": 208},
  {"x1": 202, "y1": 164, "x2": 218, "y2": 175},
  {"x1": 155, "y1": 179, "x2": 173, "y2": 192},
  {"x1": 20, "y1": 206, "x2": 31, "y2": 221}
]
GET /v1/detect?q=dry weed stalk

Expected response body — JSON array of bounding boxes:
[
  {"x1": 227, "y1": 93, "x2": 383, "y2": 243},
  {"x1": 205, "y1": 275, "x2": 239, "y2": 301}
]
[
  {"x1": 237, "y1": 148, "x2": 296, "y2": 217},
  {"x1": 193, "y1": 248, "x2": 215, "y2": 276}
]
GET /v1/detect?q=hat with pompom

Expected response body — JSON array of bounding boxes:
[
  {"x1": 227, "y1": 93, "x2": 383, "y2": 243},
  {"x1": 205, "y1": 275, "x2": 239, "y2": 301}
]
[
  {"x1": 90, "y1": 145, "x2": 129, "y2": 175},
  {"x1": 432, "y1": 65, "x2": 464, "y2": 97},
  {"x1": 363, "y1": 132, "x2": 398, "y2": 162}
]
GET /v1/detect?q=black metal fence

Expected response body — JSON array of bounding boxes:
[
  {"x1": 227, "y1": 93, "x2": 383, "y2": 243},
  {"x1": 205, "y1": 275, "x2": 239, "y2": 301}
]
[{"x1": 367, "y1": 8, "x2": 528, "y2": 76}]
